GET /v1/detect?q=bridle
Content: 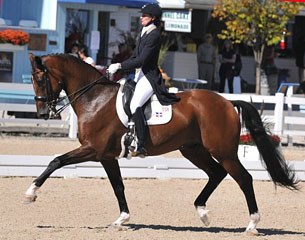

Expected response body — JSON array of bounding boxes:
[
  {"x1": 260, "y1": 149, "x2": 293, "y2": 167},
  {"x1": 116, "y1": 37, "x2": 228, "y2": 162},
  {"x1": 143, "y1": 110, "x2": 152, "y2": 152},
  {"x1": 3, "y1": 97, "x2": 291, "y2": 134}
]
[
  {"x1": 31, "y1": 63, "x2": 61, "y2": 118},
  {"x1": 32, "y1": 61, "x2": 109, "y2": 119}
]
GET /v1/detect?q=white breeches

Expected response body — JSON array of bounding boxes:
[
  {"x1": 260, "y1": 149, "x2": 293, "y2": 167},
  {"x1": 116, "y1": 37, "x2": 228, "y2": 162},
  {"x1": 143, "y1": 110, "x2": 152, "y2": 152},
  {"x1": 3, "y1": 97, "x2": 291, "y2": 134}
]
[{"x1": 130, "y1": 70, "x2": 153, "y2": 114}]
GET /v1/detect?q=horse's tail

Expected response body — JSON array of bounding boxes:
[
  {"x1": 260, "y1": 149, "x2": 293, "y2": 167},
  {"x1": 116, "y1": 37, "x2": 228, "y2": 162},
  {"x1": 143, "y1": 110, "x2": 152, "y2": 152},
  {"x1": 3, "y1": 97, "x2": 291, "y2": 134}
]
[{"x1": 231, "y1": 100, "x2": 299, "y2": 190}]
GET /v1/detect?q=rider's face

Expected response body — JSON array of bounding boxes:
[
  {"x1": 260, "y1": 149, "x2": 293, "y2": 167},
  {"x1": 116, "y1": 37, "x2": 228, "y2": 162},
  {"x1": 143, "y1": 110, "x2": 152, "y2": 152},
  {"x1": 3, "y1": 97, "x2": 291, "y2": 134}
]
[{"x1": 141, "y1": 14, "x2": 153, "y2": 26}]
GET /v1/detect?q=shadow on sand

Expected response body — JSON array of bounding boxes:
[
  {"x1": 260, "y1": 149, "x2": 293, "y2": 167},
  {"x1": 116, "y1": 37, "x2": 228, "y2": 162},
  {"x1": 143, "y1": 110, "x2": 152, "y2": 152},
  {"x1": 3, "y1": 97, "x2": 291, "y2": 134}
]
[
  {"x1": 37, "y1": 223, "x2": 305, "y2": 237},
  {"x1": 126, "y1": 223, "x2": 305, "y2": 236}
]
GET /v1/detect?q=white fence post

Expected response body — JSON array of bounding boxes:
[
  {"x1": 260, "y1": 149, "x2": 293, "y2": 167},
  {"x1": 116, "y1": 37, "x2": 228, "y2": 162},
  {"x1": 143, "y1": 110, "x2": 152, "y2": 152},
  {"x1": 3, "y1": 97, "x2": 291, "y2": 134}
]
[
  {"x1": 286, "y1": 86, "x2": 294, "y2": 145},
  {"x1": 273, "y1": 92, "x2": 284, "y2": 135},
  {"x1": 68, "y1": 106, "x2": 78, "y2": 139}
]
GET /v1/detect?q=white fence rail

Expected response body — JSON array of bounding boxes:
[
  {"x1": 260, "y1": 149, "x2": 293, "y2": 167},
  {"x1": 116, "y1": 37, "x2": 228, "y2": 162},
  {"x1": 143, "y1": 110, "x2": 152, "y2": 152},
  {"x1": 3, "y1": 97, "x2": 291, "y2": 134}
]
[
  {"x1": 220, "y1": 92, "x2": 305, "y2": 144},
  {"x1": 0, "y1": 155, "x2": 304, "y2": 180},
  {"x1": 0, "y1": 83, "x2": 77, "y2": 138}
]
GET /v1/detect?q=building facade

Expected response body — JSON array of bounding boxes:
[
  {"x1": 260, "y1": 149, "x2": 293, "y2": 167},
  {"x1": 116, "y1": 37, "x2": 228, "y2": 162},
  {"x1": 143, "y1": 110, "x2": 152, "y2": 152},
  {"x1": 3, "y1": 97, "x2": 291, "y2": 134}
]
[
  {"x1": 0, "y1": 0, "x2": 154, "y2": 83},
  {"x1": 0, "y1": 0, "x2": 304, "y2": 90}
]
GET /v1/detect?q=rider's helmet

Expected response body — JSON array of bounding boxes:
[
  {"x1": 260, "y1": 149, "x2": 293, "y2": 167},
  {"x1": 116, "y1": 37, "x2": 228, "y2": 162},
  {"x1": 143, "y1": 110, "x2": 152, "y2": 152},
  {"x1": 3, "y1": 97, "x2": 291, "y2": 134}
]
[{"x1": 140, "y1": 3, "x2": 162, "y2": 20}]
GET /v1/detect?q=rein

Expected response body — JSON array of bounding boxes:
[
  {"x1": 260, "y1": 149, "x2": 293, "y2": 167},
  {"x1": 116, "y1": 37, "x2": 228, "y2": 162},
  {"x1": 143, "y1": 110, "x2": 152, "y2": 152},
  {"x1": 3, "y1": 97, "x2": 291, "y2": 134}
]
[
  {"x1": 53, "y1": 75, "x2": 108, "y2": 116},
  {"x1": 32, "y1": 61, "x2": 111, "y2": 118}
]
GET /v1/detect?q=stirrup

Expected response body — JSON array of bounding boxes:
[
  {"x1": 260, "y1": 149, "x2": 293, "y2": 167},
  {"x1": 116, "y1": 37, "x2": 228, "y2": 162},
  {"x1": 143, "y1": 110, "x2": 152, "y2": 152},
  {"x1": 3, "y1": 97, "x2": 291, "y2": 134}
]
[{"x1": 131, "y1": 147, "x2": 147, "y2": 158}]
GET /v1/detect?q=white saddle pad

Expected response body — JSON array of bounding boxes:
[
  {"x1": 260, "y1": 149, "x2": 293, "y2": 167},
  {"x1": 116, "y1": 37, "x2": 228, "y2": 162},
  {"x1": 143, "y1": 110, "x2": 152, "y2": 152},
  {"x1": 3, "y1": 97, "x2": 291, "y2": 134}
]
[{"x1": 116, "y1": 79, "x2": 172, "y2": 127}]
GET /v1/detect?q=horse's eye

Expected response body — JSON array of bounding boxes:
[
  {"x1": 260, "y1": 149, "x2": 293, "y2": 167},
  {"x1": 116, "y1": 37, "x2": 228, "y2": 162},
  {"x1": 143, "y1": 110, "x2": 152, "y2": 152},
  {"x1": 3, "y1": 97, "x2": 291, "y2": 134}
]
[{"x1": 36, "y1": 76, "x2": 46, "y2": 87}]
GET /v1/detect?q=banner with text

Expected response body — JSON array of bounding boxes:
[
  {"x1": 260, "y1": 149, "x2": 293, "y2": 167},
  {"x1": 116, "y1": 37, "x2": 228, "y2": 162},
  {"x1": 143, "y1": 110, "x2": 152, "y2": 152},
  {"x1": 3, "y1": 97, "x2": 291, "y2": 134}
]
[{"x1": 162, "y1": 10, "x2": 192, "y2": 33}]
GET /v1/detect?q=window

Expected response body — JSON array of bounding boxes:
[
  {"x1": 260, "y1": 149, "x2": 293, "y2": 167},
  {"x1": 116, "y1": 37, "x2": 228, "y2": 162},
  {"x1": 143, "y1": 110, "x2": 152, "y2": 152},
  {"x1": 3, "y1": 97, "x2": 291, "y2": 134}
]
[
  {"x1": 130, "y1": 16, "x2": 141, "y2": 34},
  {"x1": 65, "y1": 9, "x2": 90, "y2": 53}
]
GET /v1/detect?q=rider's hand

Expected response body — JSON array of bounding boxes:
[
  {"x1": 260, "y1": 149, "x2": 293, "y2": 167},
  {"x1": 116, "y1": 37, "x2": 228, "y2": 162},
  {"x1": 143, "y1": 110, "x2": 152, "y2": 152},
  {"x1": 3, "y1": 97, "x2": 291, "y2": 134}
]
[{"x1": 107, "y1": 63, "x2": 121, "y2": 74}]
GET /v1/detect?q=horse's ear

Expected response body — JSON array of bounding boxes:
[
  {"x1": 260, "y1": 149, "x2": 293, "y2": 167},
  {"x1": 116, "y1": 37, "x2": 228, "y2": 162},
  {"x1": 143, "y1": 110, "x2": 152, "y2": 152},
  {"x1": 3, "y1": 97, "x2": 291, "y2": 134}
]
[
  {"x1": 29, "y1": 53, "x2": 36, "y2": 67},
  {"x1": 29, "y1": 53, "x2": 44, "y2": 70}
]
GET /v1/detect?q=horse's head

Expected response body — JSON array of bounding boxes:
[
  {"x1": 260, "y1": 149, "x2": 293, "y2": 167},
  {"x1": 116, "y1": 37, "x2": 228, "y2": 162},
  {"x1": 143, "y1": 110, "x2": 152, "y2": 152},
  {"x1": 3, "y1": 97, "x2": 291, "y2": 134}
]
[{"x1": 29, "y1": 53, "x2": 63, "y2": 119}]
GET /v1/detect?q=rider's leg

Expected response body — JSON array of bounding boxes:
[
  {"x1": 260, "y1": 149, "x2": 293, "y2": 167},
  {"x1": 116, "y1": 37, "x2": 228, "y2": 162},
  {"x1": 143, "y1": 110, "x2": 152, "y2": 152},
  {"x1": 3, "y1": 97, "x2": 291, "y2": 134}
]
[
  {"x1": 130, "y1": 75, "x2": 153, "y2": 157},
  {"x1": 131, "y1": 107, "x2": 147, "y2": 156}
]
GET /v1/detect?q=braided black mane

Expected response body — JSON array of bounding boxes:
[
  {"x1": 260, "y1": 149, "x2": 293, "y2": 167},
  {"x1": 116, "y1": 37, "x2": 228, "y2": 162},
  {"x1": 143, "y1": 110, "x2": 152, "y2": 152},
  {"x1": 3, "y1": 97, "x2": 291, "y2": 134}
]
[{"x1": 42, "y1": 53, "x2": 116, "y2": 85}]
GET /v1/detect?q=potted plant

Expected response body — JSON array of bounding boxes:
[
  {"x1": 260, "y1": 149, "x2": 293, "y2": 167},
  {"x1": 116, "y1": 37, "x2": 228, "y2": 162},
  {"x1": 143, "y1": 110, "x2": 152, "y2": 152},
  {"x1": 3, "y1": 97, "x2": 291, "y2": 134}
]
[
  {"x1": 0, "y1": 29, "x2": 29, "y2": 51},
  {"x1": 158, "y1": 33, "x2": 181, "y2": 88},
  {"x1": 0, "y1": 29, "x2": 29, "y2": 45}
]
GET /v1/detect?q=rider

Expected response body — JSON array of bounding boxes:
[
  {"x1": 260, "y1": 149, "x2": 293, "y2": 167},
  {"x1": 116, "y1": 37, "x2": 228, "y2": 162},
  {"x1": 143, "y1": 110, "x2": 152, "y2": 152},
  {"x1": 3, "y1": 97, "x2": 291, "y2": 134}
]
[{"x1": 107, "y1": 3, "x2": 180, "y2": 157}]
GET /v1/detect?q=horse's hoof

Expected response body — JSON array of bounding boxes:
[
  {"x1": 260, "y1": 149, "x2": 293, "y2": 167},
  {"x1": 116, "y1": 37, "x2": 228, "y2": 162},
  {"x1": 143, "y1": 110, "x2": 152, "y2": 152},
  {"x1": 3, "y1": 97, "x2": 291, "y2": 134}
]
[
  {"x1": 111, "y1": 212, "x2": 130, "y2": 227},
  {"x1": 245, "y1": 212, "x2": 261, "y2": 235},
  {"x1": 200, "y1": 213, "x2": 210, "y2": 226},
  {"x1": 107, "y1": 223, "x2": 129, "y2": 231},
  {"x1": 245, "y1": 228, "x2": 260, "y2": 236},
  {"x1": 108, "y1": 223, "x2": 123, "y2": 229},
  {"x1": 24, "y1": 194, "x2": 37, "y2": 204},
  {"x1": 196, "y1": 206, "x2": 210, "y2": 226}
]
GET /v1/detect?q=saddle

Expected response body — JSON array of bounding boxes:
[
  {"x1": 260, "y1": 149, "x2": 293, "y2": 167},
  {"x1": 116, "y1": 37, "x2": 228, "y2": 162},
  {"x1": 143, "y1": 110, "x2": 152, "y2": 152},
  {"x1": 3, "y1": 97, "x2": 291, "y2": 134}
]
[
  {"x1": 116, "y1": 79, "x2": 173, "y2": 159},
  {"x1": 121, "y1": 79, "x2": 152, "y2": 120},
  {"x1": 116, "y1": 79, "x2": 172, "y2": 127}
]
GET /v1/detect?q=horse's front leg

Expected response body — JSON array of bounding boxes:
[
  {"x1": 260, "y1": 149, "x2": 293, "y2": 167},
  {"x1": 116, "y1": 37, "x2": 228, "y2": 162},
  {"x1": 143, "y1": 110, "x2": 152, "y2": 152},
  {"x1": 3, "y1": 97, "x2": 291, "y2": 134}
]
[
  {"x1": 101, "y1": 159, "x2": 130, "y2": 227},
  {"x1": 24, "y1": 145, "x2": 96, "y2": 203}
]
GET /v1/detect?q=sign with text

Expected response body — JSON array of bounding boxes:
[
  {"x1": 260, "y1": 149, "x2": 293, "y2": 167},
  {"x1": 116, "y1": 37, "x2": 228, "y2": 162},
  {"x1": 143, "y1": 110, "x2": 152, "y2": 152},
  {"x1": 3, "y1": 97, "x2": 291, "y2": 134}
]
[
  {"x1": 29, "y1": 34, "x2": 47, "y2": 51},
  {"x1": 90, "y1": 31, "x2": 100, "y2": 50},
  {"x1": 162, "y1": 10, "x2": 192, "y2": 33}
]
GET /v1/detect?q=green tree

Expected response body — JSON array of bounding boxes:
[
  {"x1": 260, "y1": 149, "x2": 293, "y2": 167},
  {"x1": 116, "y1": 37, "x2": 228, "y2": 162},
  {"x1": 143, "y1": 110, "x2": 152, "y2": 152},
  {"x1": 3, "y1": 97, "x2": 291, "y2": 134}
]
[{"x1": 212, "y1": 0, "x2": 304, "y2": 94}]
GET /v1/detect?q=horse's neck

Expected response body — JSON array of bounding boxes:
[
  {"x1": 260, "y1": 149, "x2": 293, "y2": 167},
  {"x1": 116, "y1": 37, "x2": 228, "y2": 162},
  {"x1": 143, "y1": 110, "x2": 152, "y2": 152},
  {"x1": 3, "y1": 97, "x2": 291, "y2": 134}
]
[
  {"x1": 49, "y1": 56, "x2": 117, "y2": 113},
  {"x1": 68, "y1": 67, "x2": 97, "y2": 85},
  {"x1": 62, "y1": 67, "x2": 100, "y2": 96},
  {"x1": 65, "y1": 77, "x2": 119, "y2": 115}
]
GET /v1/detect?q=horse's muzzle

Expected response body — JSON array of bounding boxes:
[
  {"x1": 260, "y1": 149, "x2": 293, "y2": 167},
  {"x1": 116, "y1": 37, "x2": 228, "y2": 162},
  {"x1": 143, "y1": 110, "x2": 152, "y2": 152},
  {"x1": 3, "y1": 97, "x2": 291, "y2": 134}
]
[
  {"x1": 37, "y1": 106, "x2": 50, "y2": 120},
  {"x1": 38, "y1": 113, "x2": 50, "y2": 120}
]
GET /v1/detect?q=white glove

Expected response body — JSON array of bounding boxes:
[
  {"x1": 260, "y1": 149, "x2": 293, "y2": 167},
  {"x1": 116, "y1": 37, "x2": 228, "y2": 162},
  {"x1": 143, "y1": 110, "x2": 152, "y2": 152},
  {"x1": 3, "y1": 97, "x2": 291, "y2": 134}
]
[{"x1": 107, "y1": 63, "x2": 121, "y2": 74}]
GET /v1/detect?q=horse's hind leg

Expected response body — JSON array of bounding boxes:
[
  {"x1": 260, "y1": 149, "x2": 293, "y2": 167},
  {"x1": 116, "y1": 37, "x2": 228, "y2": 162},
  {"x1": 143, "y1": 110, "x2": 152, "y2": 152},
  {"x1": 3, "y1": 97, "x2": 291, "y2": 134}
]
[
  {"x1": 219, "y1": 156, "x2": 260, "y2": 235},
  {"x1": 180, "y1": 144, "x2": 227, "y2": 226},
  {"x1": 24, "y1": 145, "x2": 96, "y2": 202}
]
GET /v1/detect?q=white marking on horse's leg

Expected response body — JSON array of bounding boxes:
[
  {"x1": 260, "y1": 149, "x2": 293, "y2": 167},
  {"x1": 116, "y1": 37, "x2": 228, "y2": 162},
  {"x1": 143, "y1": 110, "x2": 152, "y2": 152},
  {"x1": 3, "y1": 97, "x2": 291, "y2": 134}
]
[
  {"x1": 245, "y1": 212, "x2": 260, "y2": 235},
  {"x1": 111, "y1": 212, "x2": 130, "y2": 227},
  {"x1": 196, "y1": 206, "x2": 210, "y2": 226},
  {"x1": 24, "y1": 183, "x2": 40, "y2": 202}
]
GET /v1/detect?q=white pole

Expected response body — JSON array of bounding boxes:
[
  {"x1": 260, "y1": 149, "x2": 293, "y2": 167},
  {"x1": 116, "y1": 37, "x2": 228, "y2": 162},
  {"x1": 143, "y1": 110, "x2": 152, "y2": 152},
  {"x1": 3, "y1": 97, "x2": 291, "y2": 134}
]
[
  {"x1": 286, "y1": 85, "x2": 293, "y2": 113},
  {"x1": 286, "y1": 86, "x2": 294, "y2": 145},
  {"x1": 273, "y1": 92, "x2": 284, "y2": 135}
]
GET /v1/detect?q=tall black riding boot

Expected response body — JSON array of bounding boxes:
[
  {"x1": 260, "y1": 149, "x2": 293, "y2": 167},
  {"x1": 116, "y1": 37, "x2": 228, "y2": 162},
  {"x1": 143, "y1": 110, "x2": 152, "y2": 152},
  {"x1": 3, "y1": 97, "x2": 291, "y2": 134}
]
[{"x1": 132, "y1": 107, "x2": 148, "y2": 157}]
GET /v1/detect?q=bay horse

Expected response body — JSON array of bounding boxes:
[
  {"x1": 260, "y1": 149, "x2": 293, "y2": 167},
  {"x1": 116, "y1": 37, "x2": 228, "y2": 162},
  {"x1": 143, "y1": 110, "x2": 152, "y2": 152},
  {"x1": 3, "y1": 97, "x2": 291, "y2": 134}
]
[{"x1": 26, "y1": 53, "x2": 298, "y2": 235}]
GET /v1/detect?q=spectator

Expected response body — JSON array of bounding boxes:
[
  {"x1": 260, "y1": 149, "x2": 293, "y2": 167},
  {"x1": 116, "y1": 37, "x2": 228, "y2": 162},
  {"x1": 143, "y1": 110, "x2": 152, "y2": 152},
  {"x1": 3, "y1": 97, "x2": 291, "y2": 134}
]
[
  {"x1": 218, "y1": 39, "x2": 236, "y2": 93},
  {"x1": 69, "y1": 41, "x2": 81, "y2": 57},
  {"x1": 78, "y1": 46, "x2": 95, "y2": 67},
  {"x1": 197, "y1": 33, "x2": 216, "y2": 90}
]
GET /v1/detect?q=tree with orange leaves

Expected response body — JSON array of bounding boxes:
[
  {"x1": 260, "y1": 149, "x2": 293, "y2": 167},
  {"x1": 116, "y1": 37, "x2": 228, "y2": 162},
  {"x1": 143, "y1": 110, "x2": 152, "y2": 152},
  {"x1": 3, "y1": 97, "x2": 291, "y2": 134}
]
[{"x1": 212, "y1": 0, "x2": 304, "y2": 94}]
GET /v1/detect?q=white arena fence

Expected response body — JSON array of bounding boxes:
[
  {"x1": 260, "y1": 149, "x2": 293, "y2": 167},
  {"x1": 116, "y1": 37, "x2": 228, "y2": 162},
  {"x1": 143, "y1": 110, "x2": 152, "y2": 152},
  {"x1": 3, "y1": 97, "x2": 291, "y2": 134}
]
[
  {"x1": 0, "y1": 155, "x2": 304, "y2": 180},
  {"x1": 220, "y1": 91, "x2": 305, "y2": 145},
  {"x1": 0, "y1": 83, "x2": 78, "y2": 138}
]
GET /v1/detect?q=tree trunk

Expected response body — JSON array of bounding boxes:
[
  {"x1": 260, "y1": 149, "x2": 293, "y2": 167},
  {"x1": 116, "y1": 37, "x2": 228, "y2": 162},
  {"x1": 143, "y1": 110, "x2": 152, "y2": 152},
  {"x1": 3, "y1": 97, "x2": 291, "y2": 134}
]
[
  {"x1": 253, "y1": 44, "x2": 265, "y2": 94},
  {"x1": 255, "y1": 65, "x2": 261, "y2": 94}
]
